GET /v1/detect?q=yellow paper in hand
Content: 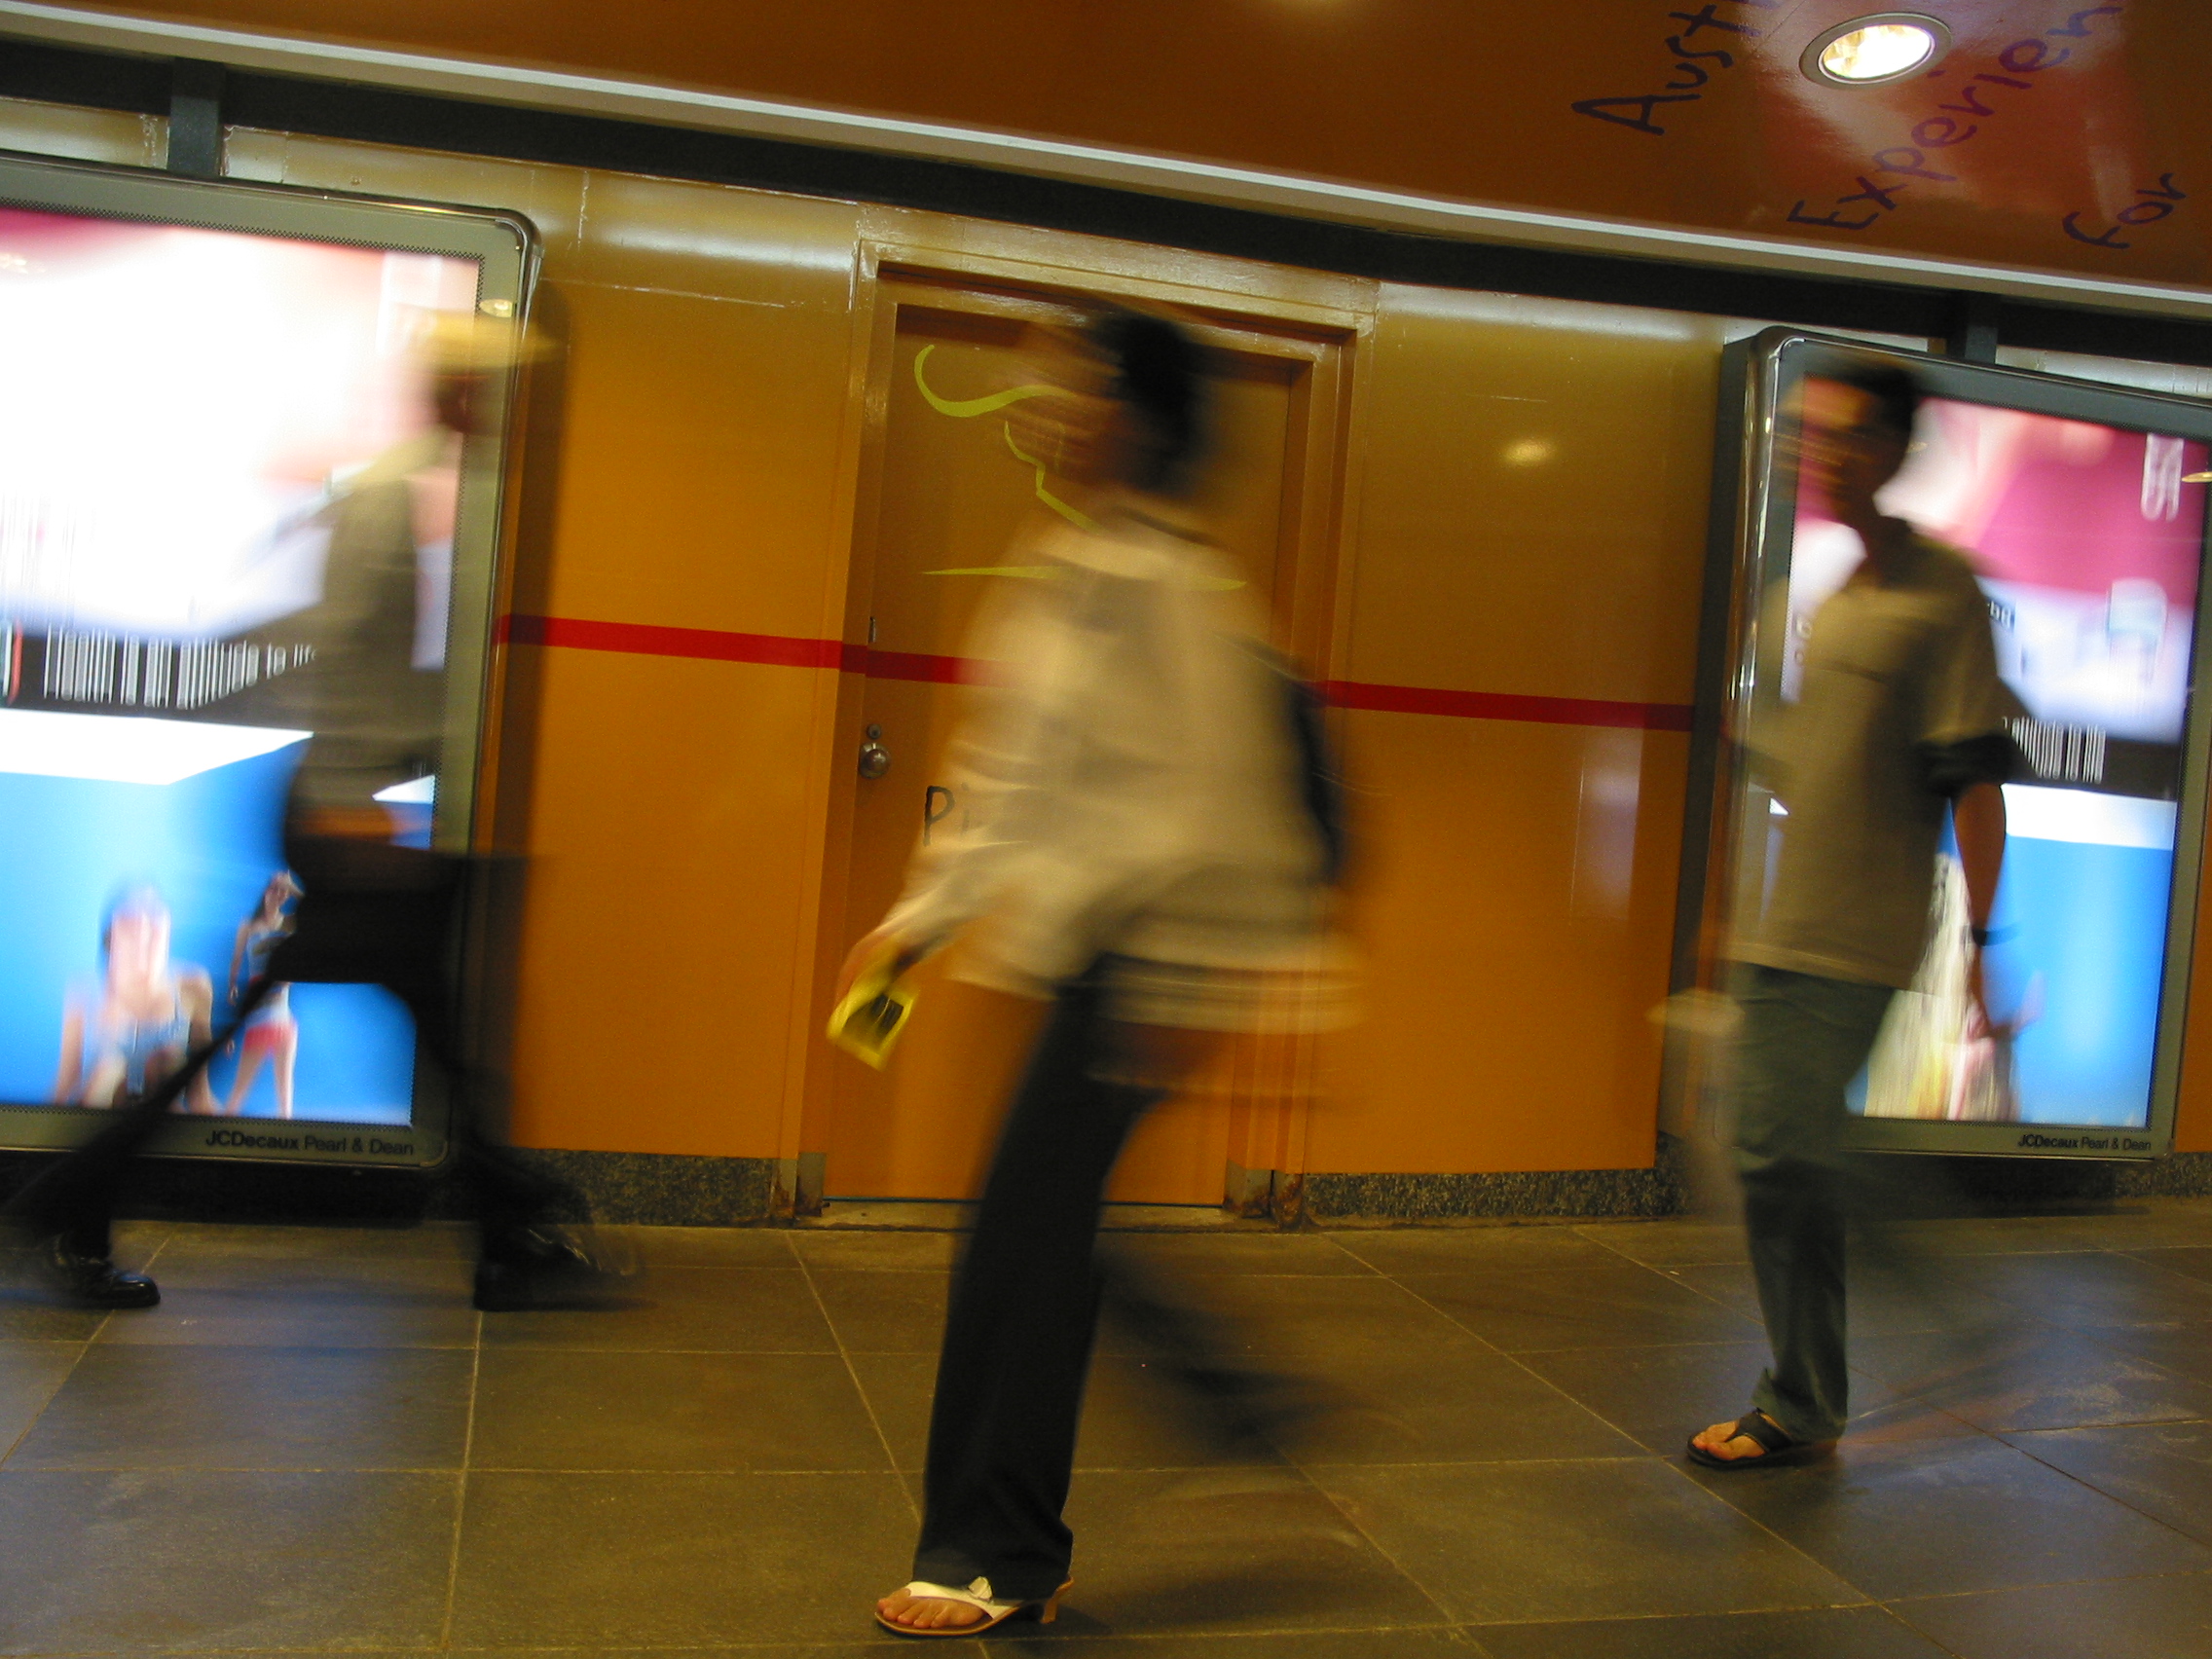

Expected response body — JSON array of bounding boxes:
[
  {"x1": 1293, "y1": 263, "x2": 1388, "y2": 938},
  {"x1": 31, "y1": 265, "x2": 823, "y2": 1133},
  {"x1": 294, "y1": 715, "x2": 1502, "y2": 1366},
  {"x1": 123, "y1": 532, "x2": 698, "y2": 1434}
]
[{"x1": 827, "y1": 953, "x2": 918, "y2": 1068}]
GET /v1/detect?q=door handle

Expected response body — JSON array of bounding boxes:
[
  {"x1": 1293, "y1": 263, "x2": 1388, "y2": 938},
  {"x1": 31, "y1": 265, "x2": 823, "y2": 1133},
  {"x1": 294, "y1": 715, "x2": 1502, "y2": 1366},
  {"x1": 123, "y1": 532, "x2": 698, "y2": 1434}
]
[{"x1": 858, "y1": 724, "x2": 892, "y2": 780}]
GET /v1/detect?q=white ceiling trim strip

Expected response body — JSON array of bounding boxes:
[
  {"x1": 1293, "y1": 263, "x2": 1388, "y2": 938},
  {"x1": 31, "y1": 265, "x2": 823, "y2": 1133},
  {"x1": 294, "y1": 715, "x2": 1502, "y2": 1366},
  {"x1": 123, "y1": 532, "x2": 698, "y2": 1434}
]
[{"x1": 4, "y1": 0, "x2": 2210, "y2": 321}]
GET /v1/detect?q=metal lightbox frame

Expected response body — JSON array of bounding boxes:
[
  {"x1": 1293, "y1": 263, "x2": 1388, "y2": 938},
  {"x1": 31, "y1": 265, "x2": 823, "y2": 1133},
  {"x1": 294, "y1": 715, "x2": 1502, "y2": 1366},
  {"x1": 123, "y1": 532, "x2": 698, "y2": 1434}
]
[
  {"x1": 1679, "y1": 328, "x2": 2212, "y2": 1160},
  {"x1": 0, "y1": 149, "x2": 539, "y2": 1171}
]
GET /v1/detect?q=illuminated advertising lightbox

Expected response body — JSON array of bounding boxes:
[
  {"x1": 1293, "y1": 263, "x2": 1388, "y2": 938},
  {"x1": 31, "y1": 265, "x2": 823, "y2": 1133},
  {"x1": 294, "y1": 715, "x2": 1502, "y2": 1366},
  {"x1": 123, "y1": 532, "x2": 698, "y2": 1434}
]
[
  {"x1": 0, "y1": 155, "x2": 535, "y2": 1167},
  {"x1": 1683, "y1": 331, "x2": 2212, "y2": 1159}
]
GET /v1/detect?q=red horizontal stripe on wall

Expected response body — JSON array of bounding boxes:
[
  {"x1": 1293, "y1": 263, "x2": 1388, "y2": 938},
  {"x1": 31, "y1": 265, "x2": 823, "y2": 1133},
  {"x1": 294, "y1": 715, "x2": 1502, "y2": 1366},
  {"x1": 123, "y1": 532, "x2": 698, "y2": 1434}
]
[
  {"x1": 500, "y1": 615, "x2": 1693, "y2": 730},
  {"x1": 860, "y1": 646, "x2": 969, "y2": 685},
  {"x1": 501, "y1": 612, "x2": 844, "y2": 670},
  {"x1": 500, "y1": 614, "x2": 969, "y2": 684},
  {"x1": 1323, "y1": 680, "x2": 1694, "y2": 732}
]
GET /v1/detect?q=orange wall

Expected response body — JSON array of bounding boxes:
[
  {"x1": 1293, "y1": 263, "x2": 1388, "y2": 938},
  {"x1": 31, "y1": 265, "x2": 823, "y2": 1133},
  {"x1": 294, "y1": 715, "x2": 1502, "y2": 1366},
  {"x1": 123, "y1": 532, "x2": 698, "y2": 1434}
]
[
  {"x1": 1314, "y1": 293, "x2": 1724, "y2": 1172},
  {"x1": 58, "y1": 0, "x2": 2212, "y2": 285},
  {"x1": 2, "y1": 92, "x2": 2206, "y2": 1171}
]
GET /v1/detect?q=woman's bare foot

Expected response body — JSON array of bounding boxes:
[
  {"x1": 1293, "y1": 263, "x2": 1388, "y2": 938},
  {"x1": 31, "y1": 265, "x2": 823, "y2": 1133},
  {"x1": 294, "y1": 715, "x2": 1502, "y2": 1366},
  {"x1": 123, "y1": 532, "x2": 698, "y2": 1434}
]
[{"x1": 875, "y1": 1587, "x2": 989, "y2": 1633}]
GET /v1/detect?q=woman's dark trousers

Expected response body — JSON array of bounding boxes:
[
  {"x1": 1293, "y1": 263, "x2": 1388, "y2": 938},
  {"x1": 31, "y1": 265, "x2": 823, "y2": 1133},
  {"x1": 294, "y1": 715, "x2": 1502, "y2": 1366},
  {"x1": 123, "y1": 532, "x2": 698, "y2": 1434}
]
[{"x1": 911, "y1": 972, "x2": 1161, "y2": 1601}]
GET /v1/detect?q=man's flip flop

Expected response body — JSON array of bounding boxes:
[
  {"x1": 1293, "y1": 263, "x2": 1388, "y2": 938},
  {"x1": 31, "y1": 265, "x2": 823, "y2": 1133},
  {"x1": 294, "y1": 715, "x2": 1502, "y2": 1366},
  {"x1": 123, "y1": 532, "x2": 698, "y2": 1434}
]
[
  {"x1": 874, "y1": 1576, "x2": 1071, "y2": 1638},
  {"x1": 1686, "y1": 1412, "x2": 1835, "y2": 1470}
]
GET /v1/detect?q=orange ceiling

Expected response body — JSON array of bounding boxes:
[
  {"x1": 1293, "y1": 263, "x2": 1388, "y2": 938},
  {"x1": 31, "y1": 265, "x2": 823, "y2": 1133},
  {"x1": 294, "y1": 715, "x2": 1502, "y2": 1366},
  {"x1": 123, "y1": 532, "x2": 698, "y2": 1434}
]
[{"x1": 58, "y1": 0, "x2": 2212, "y2": 285}]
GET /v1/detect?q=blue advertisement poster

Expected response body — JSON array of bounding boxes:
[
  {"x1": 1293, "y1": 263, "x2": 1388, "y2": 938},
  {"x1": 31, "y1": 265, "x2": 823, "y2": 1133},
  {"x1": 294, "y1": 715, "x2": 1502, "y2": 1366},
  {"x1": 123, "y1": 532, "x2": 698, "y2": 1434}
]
[
  {"x1": 0, "y1": 204, "x2": 481, "y2": 1130},
  {"x1": 0, "y1": 715, "x2": 416, "y2": 1124}
]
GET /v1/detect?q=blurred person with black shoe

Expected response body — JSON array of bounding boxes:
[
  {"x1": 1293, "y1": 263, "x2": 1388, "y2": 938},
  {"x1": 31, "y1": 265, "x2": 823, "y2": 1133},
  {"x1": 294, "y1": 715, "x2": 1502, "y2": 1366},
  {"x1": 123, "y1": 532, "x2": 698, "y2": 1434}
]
[{"x1": 6, "y1": 317, "x2": 623, "y2": 1313}]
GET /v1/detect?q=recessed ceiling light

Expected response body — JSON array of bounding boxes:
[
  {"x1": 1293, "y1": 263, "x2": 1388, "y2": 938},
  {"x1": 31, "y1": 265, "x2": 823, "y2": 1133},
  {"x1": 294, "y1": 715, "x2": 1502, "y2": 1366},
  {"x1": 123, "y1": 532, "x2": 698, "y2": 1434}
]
[{"x1": 1801, "y1": 14, "x2": 1951, "y2": 86}]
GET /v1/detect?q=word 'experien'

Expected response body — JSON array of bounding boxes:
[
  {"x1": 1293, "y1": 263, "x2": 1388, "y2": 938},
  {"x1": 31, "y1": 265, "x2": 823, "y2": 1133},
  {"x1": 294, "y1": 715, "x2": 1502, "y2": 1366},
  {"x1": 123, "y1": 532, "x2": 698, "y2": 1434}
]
[
  {"x1": 1788, "y1": 7, "x2": 2123, "y2": 232},
  {"x1": 1568, "y1": 2, "x2": 1776, "y2": 137}
]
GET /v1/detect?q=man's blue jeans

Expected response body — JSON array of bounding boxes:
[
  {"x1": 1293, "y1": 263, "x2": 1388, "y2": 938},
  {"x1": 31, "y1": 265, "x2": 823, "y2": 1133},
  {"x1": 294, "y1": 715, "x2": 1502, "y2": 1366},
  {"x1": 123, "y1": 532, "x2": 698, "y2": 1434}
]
[{"x1": 1731, "y1": 964, "x2": 1898, "y2": 1444}]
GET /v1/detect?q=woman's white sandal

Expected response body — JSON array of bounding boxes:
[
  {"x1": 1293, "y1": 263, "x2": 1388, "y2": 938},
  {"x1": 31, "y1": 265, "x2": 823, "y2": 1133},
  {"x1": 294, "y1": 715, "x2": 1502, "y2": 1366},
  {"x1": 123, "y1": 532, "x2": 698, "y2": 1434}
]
[{"x1": 875, "y1": 1576, "x2": 1069, "y2": 1638}]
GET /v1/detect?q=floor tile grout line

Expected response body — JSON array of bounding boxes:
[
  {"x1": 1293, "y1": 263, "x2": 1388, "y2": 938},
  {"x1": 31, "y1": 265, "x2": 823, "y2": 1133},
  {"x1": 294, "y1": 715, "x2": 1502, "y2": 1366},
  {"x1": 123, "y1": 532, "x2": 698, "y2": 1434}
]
[
  {"x1": 1448, "y1": 1602, "x2": 1922, "y2": 1639},
  {"x1": 0, "y1": 1231, "x2": 176, "y2": 1465},
  {"x1": 435, "y1": 1306, "x2": 484, "y2": 1652},
  {"x1": 1836, "y1": 1384, "x2": 1987, "y2": 1446},
  {"x1": 1567, "y1": 1221, "x2": 1746, "y2": 1273},
  {"x1": 24, "y1": 1214, "x2": 2212, "y2": 1653},
  {"x1": 1876, "y1": 1558, "x2": 2212, "y2": 1644},
  {"x1": 14, "y1": 1453, "x2": 1819, "y2": 1476},
  {"x1": 1478, "y1": 1336, "x2": 1772, "y2": 1357},
  {"x1": 1354, "y1": 1250, "x2": 1775, "y2": 1353},
  {"x1": 1608, "y1": 1250, "x2": 1775, "y2": 1323},
  {"x1": 1367, "y1": 1260, "x2": 1937, "y2": 1468},
  {"x1": 1987, "y1": 1419, "x2": 2212, "y2": 1554},
  {"x1": 1291, "y1": 1262, "x2": 1877, "y2": 1605},
  {"x1": 1309, "y1": 1230, "x2": 1385, "y2": 1269},
  {"x1": 790, "y1": 1247, "x2": 915, "y2": 1519},
  {"x1": 73, "y1": 1227, "x2": 178, "y2": 1353},
  {"x1": 15, "y1": 1654, "x2": 895, "y2": 1658},
  {"x1": 1860, "y1": 1310, "x2": 2212, "y2": 1421},
  {"x1": 0, "y1": 1621, "x2": 1469, "y2": 1655},
  {"x1": 2069, "y1": 1319, "x2": 2212, "y2": 1381},
  {"x1": 0, "y1": 1230, "x2": 174, "y2": 1430},
  {"x1": 6, "y1": 1462, "x2": 944, "y2": 1475},
  {"x1": 1649, "y1": 1347, "x2": 2212, "y2": 1605},
  {"x1": 1354, "y1": 1269, "x2": 1514, "y2": 1360},
  {"x1": 1374, "y1": 1266, "x2": 1681, "y2": 1434},
  {"x1": 1574, "y1": 1237, "x2": 2080, "y2": 1604},
  {"x1": 1875, "y1": 1597, "x2": 2023, "y2": 1659},
  {"x1": 1874, "y1": 1602, "x2": 1974, "y2": 1659},
  {"x1": 2000, "y1": 1415, "x2": 2212, "y2": 1441},
  {"x1": 1878, "y1": 1563, "x2": 2212, "y2": 1614},
  {"x1": 2116, "y1": 1242, "x2": 2212, "y2": 1267},
  {"x1": 1161, "y1": 1432, "x2": 1467, "y2": 1640},
  {"x1": 1371, "y1": 1256, "x2": 1899, "y2": 1607},
  {"x1": 1645, "y1": 1449, "x2": 1896, "y2": 1607},
  {"x1": 0, "y1": 1335, "x2": 96, "y2": 1471},
  {"x1": 1365, "y1": 1255, "x2": 1925, "y2": 1453}
]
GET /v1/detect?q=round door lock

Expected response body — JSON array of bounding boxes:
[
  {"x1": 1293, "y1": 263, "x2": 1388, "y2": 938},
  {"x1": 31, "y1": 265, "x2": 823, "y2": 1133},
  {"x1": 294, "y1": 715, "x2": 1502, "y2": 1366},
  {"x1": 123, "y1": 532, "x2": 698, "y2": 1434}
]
[{"x1": 858, "y1": 724, "x2": 892, "y2": 780}]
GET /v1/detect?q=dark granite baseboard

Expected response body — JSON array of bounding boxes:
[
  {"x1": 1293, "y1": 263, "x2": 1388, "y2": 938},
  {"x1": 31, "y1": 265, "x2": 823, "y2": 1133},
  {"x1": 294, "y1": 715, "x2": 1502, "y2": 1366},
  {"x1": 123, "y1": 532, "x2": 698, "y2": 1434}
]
[
  {"x1": 1868, "y1": 1149, "x2": 2212, "y2": 1210},
  {"x1": 2, "y1": 1139, "x2": 2206, "y2": 1230},
  {"x1": 0, "y1": 1148, "x2": 439, "y2": 1227},
  {"x1": 1283, "y1": 1144, "x2": 2212, "y2": 1224},
  {"x1": 1301, "y1": 1154, "x2": 1690, "y2": 1224},
  {"x1": 494, "y1": 1149, "x2": 778, "y2": 1226},
  {"x1": 0, "y1": 1146, "x2": 782, "y2": 1230},
  {"x1": 2120, "y1": 1151, "x2": 2212, "y2": 1197}
]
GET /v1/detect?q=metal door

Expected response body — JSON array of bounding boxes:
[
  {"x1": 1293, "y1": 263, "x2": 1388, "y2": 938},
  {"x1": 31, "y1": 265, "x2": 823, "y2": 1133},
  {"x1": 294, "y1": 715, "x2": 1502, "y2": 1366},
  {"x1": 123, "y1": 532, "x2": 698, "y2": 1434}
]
[{"x1": 823, "y1": 269, "x2": 1346, "y2": 1202}]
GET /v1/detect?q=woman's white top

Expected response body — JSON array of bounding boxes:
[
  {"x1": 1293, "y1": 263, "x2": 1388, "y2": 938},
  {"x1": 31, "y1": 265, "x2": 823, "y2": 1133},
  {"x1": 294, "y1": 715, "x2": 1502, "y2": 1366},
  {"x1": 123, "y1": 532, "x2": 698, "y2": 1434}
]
[{"x1": 882, "y1": 499, "x2": 1331, "y2": 1023}]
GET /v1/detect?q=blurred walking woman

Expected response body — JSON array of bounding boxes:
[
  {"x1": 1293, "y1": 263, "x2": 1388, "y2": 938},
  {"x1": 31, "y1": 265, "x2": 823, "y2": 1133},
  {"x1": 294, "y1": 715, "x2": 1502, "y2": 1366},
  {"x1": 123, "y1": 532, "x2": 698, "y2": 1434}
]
[{"x1": 843, "y1": 308, "x2": 1339, "y2": 1637}]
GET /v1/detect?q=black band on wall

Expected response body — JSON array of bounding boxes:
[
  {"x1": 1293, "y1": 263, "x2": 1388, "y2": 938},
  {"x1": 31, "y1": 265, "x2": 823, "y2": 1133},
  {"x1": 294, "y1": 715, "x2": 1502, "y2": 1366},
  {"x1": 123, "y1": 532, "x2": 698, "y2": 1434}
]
[
  {"x1": 4, "y1": 35, "x2": 2212, "y2": 365},
  {"x1": 166, "y1": 58, "x2": 224, "y2": 179}
]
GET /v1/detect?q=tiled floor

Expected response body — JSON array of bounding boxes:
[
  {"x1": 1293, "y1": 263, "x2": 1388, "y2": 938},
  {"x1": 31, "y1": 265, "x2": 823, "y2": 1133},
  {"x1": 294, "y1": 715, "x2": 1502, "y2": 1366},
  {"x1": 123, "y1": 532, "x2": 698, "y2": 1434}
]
[{"x1": 6, "y1": 1203, "x2": 2212, "y2": 1656}]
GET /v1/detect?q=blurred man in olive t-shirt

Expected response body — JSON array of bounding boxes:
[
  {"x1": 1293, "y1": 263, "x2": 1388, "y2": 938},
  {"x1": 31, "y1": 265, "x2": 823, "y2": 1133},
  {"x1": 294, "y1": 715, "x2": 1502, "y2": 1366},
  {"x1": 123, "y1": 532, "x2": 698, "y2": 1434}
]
[{"x1": 1689, "y1": 361, "x2": 2021, "y2": 1469}]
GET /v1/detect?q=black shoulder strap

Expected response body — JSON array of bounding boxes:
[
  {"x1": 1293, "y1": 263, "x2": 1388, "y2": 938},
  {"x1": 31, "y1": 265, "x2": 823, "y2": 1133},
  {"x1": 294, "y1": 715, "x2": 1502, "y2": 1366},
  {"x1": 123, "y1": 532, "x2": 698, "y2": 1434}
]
[{"x1": 1282, "y1": 670, "x2": 1350, "y2": 886}]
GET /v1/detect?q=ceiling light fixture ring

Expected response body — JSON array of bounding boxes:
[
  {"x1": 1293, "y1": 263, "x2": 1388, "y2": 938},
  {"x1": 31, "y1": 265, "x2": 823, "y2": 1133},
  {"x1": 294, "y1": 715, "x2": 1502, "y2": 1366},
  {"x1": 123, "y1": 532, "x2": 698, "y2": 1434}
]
[{"x1": 1800, "y1": 13, "x2": 1953, "y2": 87}]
